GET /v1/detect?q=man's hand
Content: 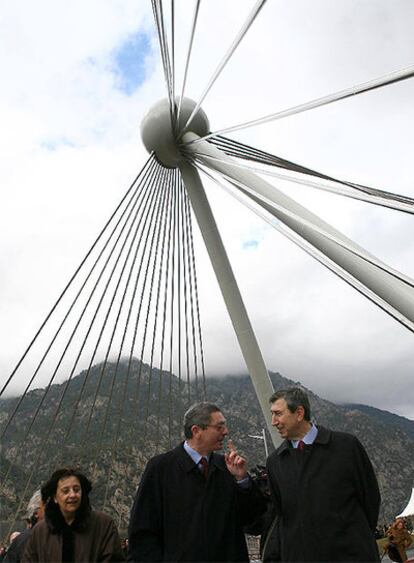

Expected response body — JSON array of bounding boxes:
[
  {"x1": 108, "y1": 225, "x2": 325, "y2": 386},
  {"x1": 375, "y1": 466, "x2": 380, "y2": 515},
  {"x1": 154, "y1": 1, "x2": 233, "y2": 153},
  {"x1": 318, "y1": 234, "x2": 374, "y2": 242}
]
[{"x1": 224, "y1": 439, "x2": 248, "y2": 480}]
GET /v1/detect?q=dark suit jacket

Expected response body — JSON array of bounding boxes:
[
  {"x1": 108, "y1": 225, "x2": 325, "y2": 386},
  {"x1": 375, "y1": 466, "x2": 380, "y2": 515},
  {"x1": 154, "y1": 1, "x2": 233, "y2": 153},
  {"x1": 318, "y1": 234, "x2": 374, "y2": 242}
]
[
  {"x1": 4, "y1": 529, "x2": 32, "y2": 563},
  {"x1": 264, "y1": 426, "x2": 380, "y2": 562},
  {"x1": 128, "y1": 443, "x2": 265, "y2": 562}
]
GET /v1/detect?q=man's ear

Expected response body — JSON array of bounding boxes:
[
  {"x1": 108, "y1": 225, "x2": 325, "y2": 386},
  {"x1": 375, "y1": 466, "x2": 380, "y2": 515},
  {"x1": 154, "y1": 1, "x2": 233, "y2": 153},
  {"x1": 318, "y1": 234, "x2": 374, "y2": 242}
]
[
  {"x1": 191, "y1": 424, "x2": 201, "y2": 439},
  {"x1": 296, "y1": 405, "x2": 305, "y2": 421}
]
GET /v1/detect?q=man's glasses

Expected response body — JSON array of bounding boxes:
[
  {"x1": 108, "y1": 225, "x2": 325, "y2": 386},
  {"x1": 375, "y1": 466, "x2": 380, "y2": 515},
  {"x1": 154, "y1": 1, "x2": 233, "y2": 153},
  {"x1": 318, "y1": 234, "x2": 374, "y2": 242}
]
[{"x1": 205, "y1": 422, "x2": 227, "y2": 431}]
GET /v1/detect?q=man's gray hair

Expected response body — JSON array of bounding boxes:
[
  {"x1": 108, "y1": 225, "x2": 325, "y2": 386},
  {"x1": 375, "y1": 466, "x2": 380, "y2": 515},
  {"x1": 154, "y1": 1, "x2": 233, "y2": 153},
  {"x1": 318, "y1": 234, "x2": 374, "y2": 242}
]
[
  {"x1": 25, "y1": 490, "x2": 42, "y2": 519},
  {"x1": 183, "y1": 402, "x2": 221, "y2": 439}
]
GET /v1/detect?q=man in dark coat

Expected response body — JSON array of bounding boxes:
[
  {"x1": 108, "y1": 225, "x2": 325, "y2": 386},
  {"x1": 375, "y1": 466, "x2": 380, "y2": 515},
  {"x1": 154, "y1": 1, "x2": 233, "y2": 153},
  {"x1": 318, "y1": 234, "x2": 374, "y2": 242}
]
[
  {"x1": 4, "y1": 490, "x2": 44, "y2": 563},
  {"x1": 128, "y1": 402, "x2": 265, "y2": 562},
  {"x1": 264, "y1": 387, "x2": 380, "y2": 562}
]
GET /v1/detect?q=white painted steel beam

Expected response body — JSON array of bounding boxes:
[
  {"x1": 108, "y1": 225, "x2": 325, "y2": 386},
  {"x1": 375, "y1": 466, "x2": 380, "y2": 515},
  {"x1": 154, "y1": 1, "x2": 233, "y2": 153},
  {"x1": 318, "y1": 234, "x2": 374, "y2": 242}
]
[
  {"x1": 179, "y1": 160, "x2": 281, "y2": 447},
  {"x1": 142, "y1": 99, "x2": 280, "y2": 444},
  {"x1": 183, "y1": 132, "x2": 414, "y2": 326}
]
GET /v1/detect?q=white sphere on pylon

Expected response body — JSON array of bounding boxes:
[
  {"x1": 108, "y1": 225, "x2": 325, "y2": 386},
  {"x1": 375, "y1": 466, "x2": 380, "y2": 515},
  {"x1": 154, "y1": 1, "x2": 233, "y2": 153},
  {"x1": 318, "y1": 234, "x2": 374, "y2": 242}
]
[{"x1": 141, "y1": 98, "x2": 210, "y2": 168}]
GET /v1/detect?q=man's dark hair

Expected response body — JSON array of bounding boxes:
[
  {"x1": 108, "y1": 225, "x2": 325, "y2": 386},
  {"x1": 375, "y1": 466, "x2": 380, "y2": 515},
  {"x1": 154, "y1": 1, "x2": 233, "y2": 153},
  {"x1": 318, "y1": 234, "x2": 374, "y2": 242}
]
[
  {"x1": 269, "y1": 387, "x2": 311, "y2": 421},
  {"x1": 183, "y1": 402, "x2": 222, "y2": 439}
]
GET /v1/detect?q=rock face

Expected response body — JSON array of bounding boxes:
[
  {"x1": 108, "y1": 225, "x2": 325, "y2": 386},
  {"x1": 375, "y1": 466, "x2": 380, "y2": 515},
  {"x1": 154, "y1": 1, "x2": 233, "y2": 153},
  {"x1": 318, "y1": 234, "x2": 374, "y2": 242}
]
[{"x1": 1, "y1": 360, "x2": 413, "y2": 536}]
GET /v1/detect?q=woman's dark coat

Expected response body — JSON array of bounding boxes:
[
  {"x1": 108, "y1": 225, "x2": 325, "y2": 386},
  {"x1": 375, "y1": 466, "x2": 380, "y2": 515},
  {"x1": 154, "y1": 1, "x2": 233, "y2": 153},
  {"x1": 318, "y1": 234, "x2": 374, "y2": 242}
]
[
  {"x1": 264, "y1": 426, "x2": 380, "y2": 562},
  {"x1": 21, "y1": 510, "x2": 124, "y2": 562},
  {"x1": 128, "y1": 443, "x2": 265, "y2": 562}
]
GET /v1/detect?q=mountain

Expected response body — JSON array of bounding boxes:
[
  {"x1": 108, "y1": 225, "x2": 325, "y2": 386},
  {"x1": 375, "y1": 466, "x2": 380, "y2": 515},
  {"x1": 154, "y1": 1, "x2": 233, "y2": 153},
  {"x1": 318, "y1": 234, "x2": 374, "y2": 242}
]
[
  {"x1": 344, "y1": 403, "x2": 414, "y2": 441},
  {"x1": 1, "y1": 361, "x2": 413, "y2": 537}
]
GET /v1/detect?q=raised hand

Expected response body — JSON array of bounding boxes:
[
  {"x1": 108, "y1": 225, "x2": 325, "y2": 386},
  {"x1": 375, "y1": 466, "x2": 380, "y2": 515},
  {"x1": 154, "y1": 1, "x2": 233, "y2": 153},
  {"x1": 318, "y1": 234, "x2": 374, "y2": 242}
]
[{"x1": 224, "y1": 439, "x2": 248, "y2": 480}]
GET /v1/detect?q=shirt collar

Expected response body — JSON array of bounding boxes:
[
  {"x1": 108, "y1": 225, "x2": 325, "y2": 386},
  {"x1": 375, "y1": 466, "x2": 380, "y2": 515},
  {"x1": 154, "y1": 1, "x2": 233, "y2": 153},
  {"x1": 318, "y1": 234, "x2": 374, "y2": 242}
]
[
  {"x1": 291, "y1": 423, "x2": 318, "y2": 448},
  {"x1": 183, "y1": 441, "x2": 209, "y2": 465}
]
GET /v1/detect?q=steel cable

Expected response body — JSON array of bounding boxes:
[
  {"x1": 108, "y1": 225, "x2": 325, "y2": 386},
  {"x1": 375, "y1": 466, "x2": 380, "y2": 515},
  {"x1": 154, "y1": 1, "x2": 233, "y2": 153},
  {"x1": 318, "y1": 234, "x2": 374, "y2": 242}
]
[
  {"x1": 167, "y1": 170, "x2": 179, "y2": 447},
  {"x1": 188, "y1": 64, "x2": 414, "y2": 143},
  {"x1": 1, "y1": 156, "x2": 157, "y2": 535},
  {"x1": 189, "y1": 152, "x2": 414, "y2": 290},
  {"x1": 102, "y1": 167, "x2": 170, "y2": 508},
  {"x1": 0, "y1": 155, "x2": 154, "y2": 400},
  {"x1": 96, "y1": 164, "x2": 167, "y2": 518},
  {"x1": 155, "y1": 169, "x2": 175, "y2": 447},
  {"x1": 64, "y1": 161, "x2": 161, "y2": 463},
  {"x1": 206, "y1": 136, "x2": 414, "y2": 212},
  {"x1": 1, "y1": 157, "x2": 157, "y2": 485},
  {"x1": 175, "y1": 0, "x2": 201, "y2": 133},
  {"x1": 179, "y1": 178, "x2": 192, "y2": 402},
  {"x1": 152, "y1": 0, "x2": 175, "y2": 126},
  {"x1": 179, "y1": 0, "x2": 268, "y2": 136},
  {"x1": 90, "y1": 164, "x2": 166, "y2": 477},
  {"x1": 194, "y1": 159, "x2": 414, "y2": 334},
  {"x1": 141, "y1": 168, "x2": 172, "y2": 450},
  {"x1": 184, "y1": 183, "x2": 207, "y2": 398},
  {"x1": 120, "y1": 165, "x2": 169, "y2": 466}
]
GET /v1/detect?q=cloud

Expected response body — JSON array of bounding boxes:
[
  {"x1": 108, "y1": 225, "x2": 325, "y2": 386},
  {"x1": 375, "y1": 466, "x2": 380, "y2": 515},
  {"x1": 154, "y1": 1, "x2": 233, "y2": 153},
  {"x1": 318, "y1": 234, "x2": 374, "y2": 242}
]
[
  {"x1": 1, "y1": 0, "x2": 413, "y2": 422},
  {"x1": 113, "y1": 32, "x2": 151, "y2": 95}
]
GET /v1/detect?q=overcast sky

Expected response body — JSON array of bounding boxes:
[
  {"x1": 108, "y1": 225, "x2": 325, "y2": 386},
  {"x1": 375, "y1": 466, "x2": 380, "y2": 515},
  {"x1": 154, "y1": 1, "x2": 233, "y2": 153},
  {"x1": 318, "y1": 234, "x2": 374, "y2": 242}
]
[{"x1": 1, "y1": 1, "x2": 413, "y2": 420}]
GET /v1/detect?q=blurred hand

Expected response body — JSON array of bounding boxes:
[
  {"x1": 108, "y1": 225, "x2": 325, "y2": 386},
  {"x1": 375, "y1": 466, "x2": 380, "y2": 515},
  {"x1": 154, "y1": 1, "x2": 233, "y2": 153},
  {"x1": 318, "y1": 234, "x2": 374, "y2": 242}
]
[{"x1": 225, "y1": 439, "x2": 248, "y2": 480}]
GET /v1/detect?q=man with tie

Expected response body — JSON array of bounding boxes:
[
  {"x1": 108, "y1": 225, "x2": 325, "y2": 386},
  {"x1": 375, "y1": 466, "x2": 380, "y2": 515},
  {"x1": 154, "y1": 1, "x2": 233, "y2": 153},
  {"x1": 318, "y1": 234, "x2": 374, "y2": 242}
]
[
  {"x1": 263, "y1": 387, "x2": 381, "y2": 562},
  {"x1": 128, "y1": 402, "x2": 265, "y2": 562}
]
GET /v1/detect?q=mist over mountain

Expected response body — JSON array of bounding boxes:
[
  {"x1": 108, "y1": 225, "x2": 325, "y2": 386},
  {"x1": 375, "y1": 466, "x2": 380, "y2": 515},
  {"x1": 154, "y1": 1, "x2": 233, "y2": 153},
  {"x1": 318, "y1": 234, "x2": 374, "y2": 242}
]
[
  {"x1": 344, "y1": 403, "x2": 414, "y2": 441},
  {"x1": 1, "y1": 360, "x2": 413, "y2": 536}
]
